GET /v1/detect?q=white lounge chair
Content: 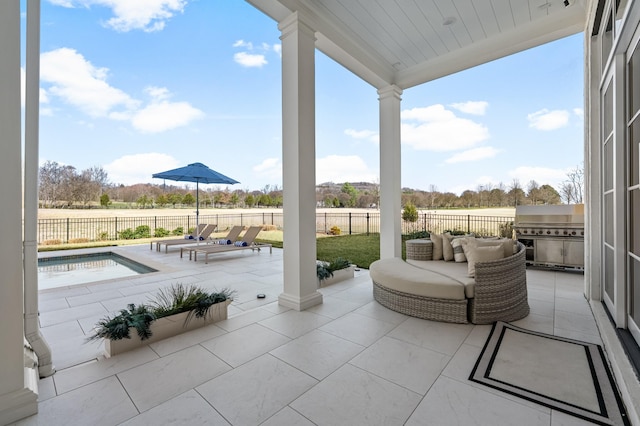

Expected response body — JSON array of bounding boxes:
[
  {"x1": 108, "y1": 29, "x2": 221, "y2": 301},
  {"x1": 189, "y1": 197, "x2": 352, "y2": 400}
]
[
  {"x1": 151, "y1": 224, "x2": 216, "y2": 253},
  {"x1": 189, "y1": 225, "x2": 272, "y2": 263}
]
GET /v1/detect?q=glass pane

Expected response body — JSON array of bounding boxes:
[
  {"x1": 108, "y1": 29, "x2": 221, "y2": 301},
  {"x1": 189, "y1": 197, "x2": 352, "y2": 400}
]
[
  {"x1": 602, "y1": 12, "x2": 614, "y2": 72},
  {"x1": 630, "y1": 41, "x2": 640, "y2": 118},
  {"x1": 631, "y1": 118, "x2": 639, "y2": 186},
  {"x1": 631, "y1": 256, "x2": 640, "y2": 325},
  {"x1": 604, "y1": 82, "x2": 614, "y2": 138},
  {"x1": 604, "y1": 138, "x2": 614, "y2": 190},
  {"x1": 631, "y1": 189, "x2": 640, "y2": 255},
  {"x1": 605, "y1": 245, "x2": 614, "y2": 299},
  {"x1": 605, "y1": 192, "x2": 614, "y2": 245}
]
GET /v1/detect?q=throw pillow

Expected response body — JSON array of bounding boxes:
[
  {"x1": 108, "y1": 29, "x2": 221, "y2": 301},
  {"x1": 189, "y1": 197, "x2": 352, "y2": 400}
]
[
  {"x1": 472, "y1": 238, "x2": 515, "y2": 258},
  {"x1": 451, "y1": 237, "x2": 469, "y2": 262},
  {"x1": 430, "y1": 233, "x2": 444, "y2": 260},
  {"x1": 465, "y1": 245, "x2": 504, "y2": 277},
  {"x1": 444, "y1": 233, "x2": 474, "y2": 261}
]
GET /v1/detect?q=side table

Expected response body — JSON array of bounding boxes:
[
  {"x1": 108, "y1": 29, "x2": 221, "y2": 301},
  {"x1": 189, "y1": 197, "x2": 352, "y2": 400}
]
[{"x1": 405, "y1": 239, "x2": 433, "y2": 261}]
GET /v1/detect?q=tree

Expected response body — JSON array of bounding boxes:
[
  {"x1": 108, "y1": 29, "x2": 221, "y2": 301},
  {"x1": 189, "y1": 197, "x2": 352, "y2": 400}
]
[
  {"x1": 244, "y1": 194, "x2": 255, "y2": 207},
  {"x1": 539, "y1": 184, "x2": 561, "y2": 205},
  {"x1": 182, "y1": 193, "x2": 195, "y2": 206},
  {"x1": 526, "y1": 180, "x2": 540, "y2": 205},
  {"x1": 508, "y1": 179, "x2": 525, "y2": 207},
  {"x1": 100, "y1": 193, "x2": 111, "y2": 208},
  {"x1": 341, "y1": 182, "x2": 358, "y2": 207},
  {"x1": 561, "y1": 163, "x2": 584, "y2": 204},
  {"x1": 155, "y1": 194, "x2": 168, "y2": 207}
]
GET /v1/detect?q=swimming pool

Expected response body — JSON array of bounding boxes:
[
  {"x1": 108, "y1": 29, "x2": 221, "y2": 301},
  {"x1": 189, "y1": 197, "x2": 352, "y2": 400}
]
[{"x1": 38, "y1": 252, "x2": 157, "y2": 290}]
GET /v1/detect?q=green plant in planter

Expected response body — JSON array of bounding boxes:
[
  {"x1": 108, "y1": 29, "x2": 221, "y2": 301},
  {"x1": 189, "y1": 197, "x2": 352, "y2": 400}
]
[
  {"x1": 87, "y1": 284, "x2": 235, "y2": 342},
  {"x1": 317, "y1": 257, "x2": 352, "y2": 282},
  {"x1": 88, "y1": 304, "x2": 156, "y2": 342},
  {"x1": 327, "y1": 257, "x2": 351, "y2": 273},
  {"x1": 317, "y1": 262, "x2": 333, "y2": 281}
]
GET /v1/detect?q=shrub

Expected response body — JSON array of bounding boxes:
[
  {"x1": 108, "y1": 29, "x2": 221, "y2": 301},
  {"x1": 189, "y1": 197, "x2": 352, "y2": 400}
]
[
  {"x1": 329, "y1": 225, "x2": 341, "y2": 235},
  {"x1": 153, "y1": 227, "x2": 170, "y2": 237},
  {"x1": 172, "y1": 227, "x2": 184, "y2": 236},
  {"x1": 96, "y1": 231, "x2": 109, "y2": 241},
  {"x1": 134, "y1": 225, "x2": 151, "y2": 239},
  {"x1": 402, "y1": 202, "x2": 418, "y2": 222},
  {"x1": 404, "y1": 230, "x2": 430, "y2": 240},
  {"x1": 118, "y1": 228, "x2": 136, "y2": 240},
  {"x1": 261, "y1": 224, "x2": 278, "y2": 231},
  {"x1": 42, "y1": 239, "x2": 62, "y2": 246}
]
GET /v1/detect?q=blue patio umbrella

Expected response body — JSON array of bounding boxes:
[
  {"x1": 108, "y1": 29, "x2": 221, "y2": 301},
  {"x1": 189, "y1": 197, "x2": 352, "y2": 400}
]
[{"x1": 153, "y1": 162, "x2": 239, "y2": 235}]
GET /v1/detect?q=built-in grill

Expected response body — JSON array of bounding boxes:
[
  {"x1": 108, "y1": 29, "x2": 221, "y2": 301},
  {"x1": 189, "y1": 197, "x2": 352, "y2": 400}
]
[{"x1": 514, "y1": 204, "x2": 584, "y2": 269}]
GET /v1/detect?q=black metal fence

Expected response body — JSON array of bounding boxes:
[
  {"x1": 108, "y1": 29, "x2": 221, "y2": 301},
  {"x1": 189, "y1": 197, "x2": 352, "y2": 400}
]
[{"x1": 37, "y1": 212, "x2": 514, "y2": 244}]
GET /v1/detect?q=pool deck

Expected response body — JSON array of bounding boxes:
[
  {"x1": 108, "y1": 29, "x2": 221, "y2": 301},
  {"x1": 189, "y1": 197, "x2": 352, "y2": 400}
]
[{"x1": 19, "y1": 242, "x2": 615, "y2": 425}]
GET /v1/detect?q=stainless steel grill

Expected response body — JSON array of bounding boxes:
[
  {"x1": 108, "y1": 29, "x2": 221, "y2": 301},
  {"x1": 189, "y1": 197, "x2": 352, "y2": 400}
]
[{"x1": 514, "y1": 204, "x2": 584, "y2": 269}]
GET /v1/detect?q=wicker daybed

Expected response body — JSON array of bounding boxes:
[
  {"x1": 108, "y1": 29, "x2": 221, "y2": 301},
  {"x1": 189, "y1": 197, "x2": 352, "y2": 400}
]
[{"x1": 369, "y1": 242, "x2": 529, "y2": 324}]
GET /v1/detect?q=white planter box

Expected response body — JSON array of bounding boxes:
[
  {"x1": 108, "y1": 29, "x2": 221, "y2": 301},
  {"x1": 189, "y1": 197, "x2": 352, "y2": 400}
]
[
  {"x1": 318, "y1": 265, "x2": 356, "y2": 288},
  {"x1": 103, "y1": 299, "x2": 231, "y2": 358}
]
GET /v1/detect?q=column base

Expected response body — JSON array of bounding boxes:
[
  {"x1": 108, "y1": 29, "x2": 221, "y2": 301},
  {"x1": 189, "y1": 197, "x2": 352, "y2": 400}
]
[
  {"x1": 0, "y1": 370, "x2": 38, "y2": 425},
  {"x1": 278, "y1": 291, "x2": 323, "y2": 311}
]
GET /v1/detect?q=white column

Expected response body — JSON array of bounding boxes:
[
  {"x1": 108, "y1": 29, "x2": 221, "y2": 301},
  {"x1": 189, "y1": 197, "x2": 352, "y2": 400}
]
[
  {"x1": 0, "y1": 0, "x2": 39, "y2": 423},
  {"x1": 378, "y1": 85, "x2": 403, "y2": 259},
  {"x1": 278, "y1": 12, "x2": 323, "y2": 310}
]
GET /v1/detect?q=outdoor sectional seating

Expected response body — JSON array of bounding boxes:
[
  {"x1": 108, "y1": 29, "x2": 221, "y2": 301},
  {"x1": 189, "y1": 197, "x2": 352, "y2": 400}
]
[{"x1": 369, "y1": 240, "x2": 529, "y2": 324}]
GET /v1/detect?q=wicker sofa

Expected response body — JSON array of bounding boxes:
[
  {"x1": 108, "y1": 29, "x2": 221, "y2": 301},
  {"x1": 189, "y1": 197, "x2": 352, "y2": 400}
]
[{"x1": 369, "y1": 242, "x2": 529, "y2": 324}]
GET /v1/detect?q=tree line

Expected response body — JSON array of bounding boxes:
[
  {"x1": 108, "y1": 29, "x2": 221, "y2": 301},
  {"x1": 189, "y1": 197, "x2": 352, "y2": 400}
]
[{"x1": 38, "y1": 160, "x2": 584, "y2": 210}]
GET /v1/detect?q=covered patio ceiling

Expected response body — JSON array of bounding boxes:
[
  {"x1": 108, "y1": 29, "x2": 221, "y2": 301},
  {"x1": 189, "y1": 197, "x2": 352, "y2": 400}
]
[{"x1": 247, "y1": 0, "x2": 587, "y2": 89}]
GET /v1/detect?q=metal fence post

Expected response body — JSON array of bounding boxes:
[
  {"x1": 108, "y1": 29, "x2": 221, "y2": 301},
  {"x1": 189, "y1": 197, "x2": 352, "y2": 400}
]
[
  {"x1": 115, "y1": 217, "x2": 118, "y2": 240},
  {"x1": 467, "y1": 215, "x2": 470, "y2": 234},
  {"x1": 366, "y1": 212, "x2": 370, "y2": 235}
]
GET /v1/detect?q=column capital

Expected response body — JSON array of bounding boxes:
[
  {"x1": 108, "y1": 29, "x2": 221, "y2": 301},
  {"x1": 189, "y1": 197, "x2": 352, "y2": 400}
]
[
  {"x1": 377, "y1": 84, "x2": 403, "y2": 101},
  {"x1": 278, "y1": 11, "x2": 316, "y2": 40}
]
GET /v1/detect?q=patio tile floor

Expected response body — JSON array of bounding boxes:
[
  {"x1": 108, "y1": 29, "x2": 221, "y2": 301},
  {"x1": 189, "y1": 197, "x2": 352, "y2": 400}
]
[{"x1": 14, "y1": 243, "x2": 604, "y2": 425}]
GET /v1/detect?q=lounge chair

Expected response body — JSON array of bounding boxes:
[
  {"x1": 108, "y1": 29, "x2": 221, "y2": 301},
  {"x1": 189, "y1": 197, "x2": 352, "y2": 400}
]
[
  {"x1": 189, "y1": 225, "x2": 272, "y2": 263},
  {"x1": 152, "y1": 224, "x2": 217, "y2": 253},
  {"x1": 180, "y1": 225, "x2": 244, "y2": 259}
]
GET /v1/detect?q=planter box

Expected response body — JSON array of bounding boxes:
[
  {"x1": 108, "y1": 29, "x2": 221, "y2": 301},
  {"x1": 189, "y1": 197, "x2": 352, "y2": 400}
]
[
  {"x1": 318, "y1": 265, "x2": 356, "y2": 288},
  {"x1": 103, "y1": 299, "x2": 231, "y2": 358}
]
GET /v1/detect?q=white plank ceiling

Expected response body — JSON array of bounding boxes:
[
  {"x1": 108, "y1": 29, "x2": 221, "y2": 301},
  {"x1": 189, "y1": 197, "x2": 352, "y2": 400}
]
[{"x1": 247, "y1": 0, "x2": 587, "y2": 89}]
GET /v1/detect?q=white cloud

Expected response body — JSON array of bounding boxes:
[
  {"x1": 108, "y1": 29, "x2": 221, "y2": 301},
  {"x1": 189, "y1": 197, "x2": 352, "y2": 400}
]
[
  {"x1": 344, "y1": 128, "x2": 378, "y2": 142},
  {"x1": 40, "y1": 48, "x2": 202, "y2": 132},
  {"x1": 41, "y1": 48, "x2": 138, "y2": 117},
  {"x1": 131, "y1": 100, "x2": 204, "y2": 133},
  {"x1": 573, "y1": 108, "x2": 584, "y2": 119},
  {"x1": 233, "y1": 52, "x2": 267, "y2": 68},
  {"x1": 316, "y1": 155, "x2": 377, "y2": 184},
  {"x1": 449, "y1": 101, "x2": 489, "y2": 115},
  {"x1": 445, "y1": 147, "x2": 500, "y2": 164},
  {"x1": 131, "y1": 85, "x2": 203, "y2": 132},
  {"x1": 253, "y1": 158, "x2": 282, "y2": 180},
  {"x1": 508, "y1": 166, "x2": 569, "y2": 187},
  {"x1": 401, "y1": 105, "x2": 489, "y2": 151},
  {"x1": 105, "y1": 153, "x2": 180, "y2": 185},
  {"x1": 233, "y1": 40, "x2": 253, "y2": 49},
  {"x1": 50, "y1": 0, "x2": 187, "y2": 32},
  {"x1": 232, "y1": 40, "x2": 280, "y2": 67},
  {"x1": 527, "y1": 109, "x2": 570, "y2": 130}
]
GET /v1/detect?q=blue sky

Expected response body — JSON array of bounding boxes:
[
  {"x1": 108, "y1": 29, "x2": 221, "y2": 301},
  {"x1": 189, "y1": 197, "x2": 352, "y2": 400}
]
[{"x1": 23, "y1": 0, "x2": 585, "y2": 195}]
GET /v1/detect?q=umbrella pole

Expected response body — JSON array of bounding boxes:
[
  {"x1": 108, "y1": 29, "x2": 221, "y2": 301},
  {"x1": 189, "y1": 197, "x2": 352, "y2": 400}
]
[{"x1": 196, "y1": 181, "x2": 200, "y2": 246}]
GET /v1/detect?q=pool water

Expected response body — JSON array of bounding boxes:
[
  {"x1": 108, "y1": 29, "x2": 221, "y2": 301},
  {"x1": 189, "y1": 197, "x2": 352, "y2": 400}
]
[{"x1": 38, "y1": 252, "x2": 157, "y2": 290}]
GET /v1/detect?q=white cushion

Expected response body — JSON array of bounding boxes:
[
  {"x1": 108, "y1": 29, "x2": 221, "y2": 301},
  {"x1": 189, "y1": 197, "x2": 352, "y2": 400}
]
[
  {"x1": 451, "y1": 237, "x2": 471, "y2": 262},
  {"x1": 370, "y1": 258, "x2": 465, "y2": 300},
  {"x1": 464, "y1": 245, "x2": 504, "y2": 277},
  {"x1": 468, "y1": 238, "x2": 515, "y2": 258},
  {"x1": 430, "y1": 233, "x2": 444, "y2": 260},
  {"x1": 408, "y1": 259, "x2": 476, "y2": 298}
]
